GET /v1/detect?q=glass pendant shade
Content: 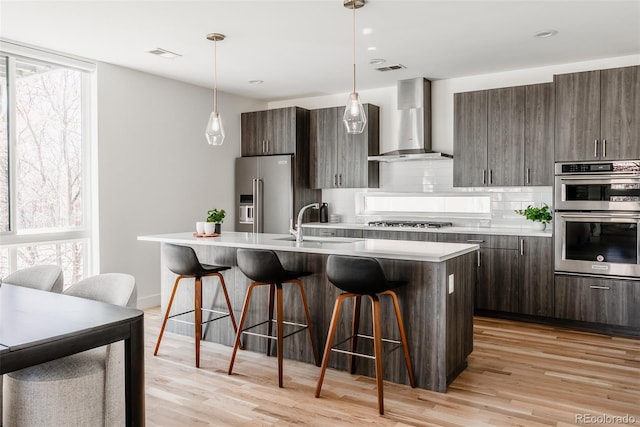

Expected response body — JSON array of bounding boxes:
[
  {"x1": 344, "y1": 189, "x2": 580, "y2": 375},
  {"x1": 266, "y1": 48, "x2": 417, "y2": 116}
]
[
  {"x1": 205, "y1": 32, "x2": 225, "y2": 146},
  {"x1": 343, "y1": 92, "x2": 366, "y2": 134},
  {"x1": 205, "y1": 111, "x2": 225, "y2": 145}
]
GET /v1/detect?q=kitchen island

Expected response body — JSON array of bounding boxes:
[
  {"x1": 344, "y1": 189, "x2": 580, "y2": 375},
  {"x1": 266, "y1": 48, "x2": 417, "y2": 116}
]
[{"x1": 139, "y1": 231, "x2": 478, "y2": 392}]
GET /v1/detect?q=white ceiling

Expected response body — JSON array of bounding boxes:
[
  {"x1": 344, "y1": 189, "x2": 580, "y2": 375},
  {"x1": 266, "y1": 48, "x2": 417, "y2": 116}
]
[{"x1": 1, "y1": 1, "x2": 639, "y2": 101}]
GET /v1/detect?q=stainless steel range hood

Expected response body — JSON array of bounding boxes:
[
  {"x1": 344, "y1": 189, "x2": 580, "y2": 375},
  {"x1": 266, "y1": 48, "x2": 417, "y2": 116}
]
[{"x1": 368, "y1": 77, "x2": 452, "y2": 162}]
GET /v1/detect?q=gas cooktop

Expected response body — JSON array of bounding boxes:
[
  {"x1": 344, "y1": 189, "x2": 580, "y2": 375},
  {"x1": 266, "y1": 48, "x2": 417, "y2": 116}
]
[{"x1": 367, "y1": 220, "x2": 453, "y2": 229}]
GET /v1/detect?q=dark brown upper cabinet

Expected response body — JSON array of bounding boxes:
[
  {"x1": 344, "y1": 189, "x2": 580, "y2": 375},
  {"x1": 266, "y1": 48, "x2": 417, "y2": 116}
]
[
  {"x1": 454, "y1": 91, "x2": 488, "y2": 187},
  {"x1": 454, "y1": 84, "x2": 552, "y2": 187},
  {"x1": 555, "y1": 65, "x2": 640, "y2": 161},
  {"x1": 241, "y1": 107, "x2": 308, "y2": 156},
  {"x1": 524, "y1": 83, "x2": 555, "y2": 185},
  {"x1": 487, "y1": 86, "x2": 525, "y2": 186},
  {"x1": 310, "y1": 104, "x2": 379, "y2": 189}
]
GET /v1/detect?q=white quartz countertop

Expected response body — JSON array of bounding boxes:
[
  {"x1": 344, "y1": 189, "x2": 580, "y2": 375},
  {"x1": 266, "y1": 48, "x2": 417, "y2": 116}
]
[
  {"x1": 138, "y1": 232, "x2": 479, "y2": 263},
  {"x1": 302, "y1": 222, "x2": 553, "y2": 238}
]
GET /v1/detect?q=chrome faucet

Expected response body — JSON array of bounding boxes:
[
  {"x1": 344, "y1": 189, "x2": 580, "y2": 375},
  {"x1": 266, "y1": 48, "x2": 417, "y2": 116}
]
[{"x1": 290, "y1": 203, "x2": 320, "y2": 243}]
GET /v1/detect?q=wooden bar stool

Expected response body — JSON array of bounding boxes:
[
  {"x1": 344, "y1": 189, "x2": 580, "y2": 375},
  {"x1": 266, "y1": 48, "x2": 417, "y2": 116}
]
[
  {"x1": 315, "y1": 254, "x2": 415, "y2": 415},
  {"x1": 228, "y1": 248, "x2": 319, "y2": 388},
  {"x1": 154, "y1": 243, "x2": 237, "y2": 367}
]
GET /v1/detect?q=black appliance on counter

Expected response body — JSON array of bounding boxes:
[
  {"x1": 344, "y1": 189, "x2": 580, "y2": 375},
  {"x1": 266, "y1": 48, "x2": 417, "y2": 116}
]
[{"x1": 554, "y1": 160, "x2": 640, "y2": 278}]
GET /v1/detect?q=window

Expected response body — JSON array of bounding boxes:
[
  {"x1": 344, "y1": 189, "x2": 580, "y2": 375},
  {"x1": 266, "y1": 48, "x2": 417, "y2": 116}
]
[{"x1": 0, "y1": 46, "x2": 95, "y2": 285}]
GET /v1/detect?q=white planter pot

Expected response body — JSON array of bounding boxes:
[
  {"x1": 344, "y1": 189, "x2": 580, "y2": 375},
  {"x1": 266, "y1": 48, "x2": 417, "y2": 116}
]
[{"x1": 531, "y1": 222, "x2": 546, "y2": 231}]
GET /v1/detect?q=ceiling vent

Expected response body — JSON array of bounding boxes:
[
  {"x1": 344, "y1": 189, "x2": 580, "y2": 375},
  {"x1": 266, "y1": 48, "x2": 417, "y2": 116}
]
[
  {"x1": 148, "y1": 48, "x2": 182, "y2": 59},
  {"x1": 375, "y1": 64, "x2": 406, "y2": 72}
]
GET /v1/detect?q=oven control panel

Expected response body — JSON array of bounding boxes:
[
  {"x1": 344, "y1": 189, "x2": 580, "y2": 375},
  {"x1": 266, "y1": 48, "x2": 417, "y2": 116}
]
[{"x1": 556, "y1": 160, "x2": 640, "y2": 175}]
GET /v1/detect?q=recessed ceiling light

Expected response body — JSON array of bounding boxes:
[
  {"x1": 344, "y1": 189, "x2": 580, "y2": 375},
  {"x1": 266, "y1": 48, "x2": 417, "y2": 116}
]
[
  {"x1": 369, "y1": 58, "x2": 386, "y2": 66},
  {"x1": 362, "y1": 27, "x2": 373, "y2": 35},
  {"x1": 248, "y1": 80, "x2": 264, "y2": 85},
  {"x1": 148, "y1": 48, "x2": 182, "y2": 59},
  {"x1": 534, "y1": 29, "x2": 558, "y2": 38},
  {"x1": 367, "y1": 46, "x2": 377, "y2": 51}
]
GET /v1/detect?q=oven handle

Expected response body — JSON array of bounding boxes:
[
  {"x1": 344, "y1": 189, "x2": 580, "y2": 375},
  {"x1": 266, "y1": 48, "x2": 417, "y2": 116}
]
[
  {"x1": 559, "y1": 213, "x2": 640, "y2": 219},
  {"x1": 557, "y1": 174, "x2": 640, "y2": 180}
]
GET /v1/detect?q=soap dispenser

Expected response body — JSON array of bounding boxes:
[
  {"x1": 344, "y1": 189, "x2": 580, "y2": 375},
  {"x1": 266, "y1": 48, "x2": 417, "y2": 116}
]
[{"x1": 319, "y1": 202, "x2": 329, "y2": 223}]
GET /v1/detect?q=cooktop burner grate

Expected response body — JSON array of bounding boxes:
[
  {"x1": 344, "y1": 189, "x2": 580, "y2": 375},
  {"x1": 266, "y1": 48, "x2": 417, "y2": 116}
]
[{"x1": 367, "y1": 220, "x2": 453, "y2": 228}]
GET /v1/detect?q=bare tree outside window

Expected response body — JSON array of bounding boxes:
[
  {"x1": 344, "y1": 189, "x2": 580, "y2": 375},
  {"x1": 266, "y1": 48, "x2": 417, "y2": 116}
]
[
  {"x1": 15, "y1": 61, "x2": 83, "y2": 231},
  {"x1": 0, "y1": 56, "x2": 8, "y2": 233},
  {"x1": 0, "y1": 54, "x2": 89, "y2": 285}
]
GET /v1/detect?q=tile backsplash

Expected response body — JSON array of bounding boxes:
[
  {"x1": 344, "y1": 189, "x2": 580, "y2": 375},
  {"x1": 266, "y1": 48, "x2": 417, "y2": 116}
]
[{"x1": 319, "y1": 159, "x2": 553, "y2": 227}]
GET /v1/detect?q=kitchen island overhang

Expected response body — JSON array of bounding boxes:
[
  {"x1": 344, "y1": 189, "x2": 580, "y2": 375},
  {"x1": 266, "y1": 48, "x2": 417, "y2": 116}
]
[{"x1": 139, "y1": 232, "x2": 478, "y2": 392}]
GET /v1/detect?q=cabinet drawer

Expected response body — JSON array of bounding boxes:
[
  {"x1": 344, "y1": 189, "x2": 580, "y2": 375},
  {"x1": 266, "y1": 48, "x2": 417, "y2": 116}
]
[
  {"x1": 555, "y1": 275, "x2": 640, "y2": 328},
  {"x1": 437, "y1": 233, "x2": 518, "y2": 249}
]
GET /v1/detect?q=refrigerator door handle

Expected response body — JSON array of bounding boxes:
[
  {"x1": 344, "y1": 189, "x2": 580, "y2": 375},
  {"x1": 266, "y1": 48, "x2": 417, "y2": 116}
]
[
  {"x1": 252, "y1": 179, "x2": 257, "y2": 233},
  {"x1": 255, "y1": 178, "x2": 263, "y2": 233}
]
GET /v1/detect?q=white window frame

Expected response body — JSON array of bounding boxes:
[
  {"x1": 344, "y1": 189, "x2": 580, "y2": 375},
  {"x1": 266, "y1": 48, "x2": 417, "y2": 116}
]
[{"x1": 0, "y1": 39, "x2": 97, "y2": 278}]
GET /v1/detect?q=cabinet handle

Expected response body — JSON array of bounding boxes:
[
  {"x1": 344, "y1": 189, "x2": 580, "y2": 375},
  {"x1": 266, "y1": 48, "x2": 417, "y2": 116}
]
[
  {"x1": 466, "y1": 239, "x2": 484, "y2": 243},
  {"x1": 477, "y1": 252, "x2": 481, "y2": 267},
  {"x1": 520, "y1": 239, "x2": 524, "y2": 256},
  {"x1": 262, "y1": 140, "x2": 266, "y2": 153},
  {"x1": 267, "y1": 140, "x2": 270, "y2": 153},
  {"x1": 589, "y1": 285, "x2": 610, "y2": 290},
  {"x1": 334, "y1": 174, "x2": 338, "y2": 187},
  {"x1": 602, "y1": 139, "x2": 607, "y2": 158},
  {"x1": 489, "y1": 169, "x2": 493, "y2": 185},
  {"x1": 482, "y1": 169, "x2": 486, "y2": 185},
  {"x1": 526, "y1": 168, "x2": 531, "y2": 185},
  {"x1": 338, "y1": 174, "x2": 342, "y2": 187},
  {"x1": 594, "y1": 139, "x2": 598, "y2": 158}
]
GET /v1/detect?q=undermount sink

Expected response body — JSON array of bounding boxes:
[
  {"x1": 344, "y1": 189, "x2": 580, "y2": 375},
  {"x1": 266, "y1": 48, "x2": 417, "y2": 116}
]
[{"x1": 274, "y1": 236, "x2": 361, "y2": 244}]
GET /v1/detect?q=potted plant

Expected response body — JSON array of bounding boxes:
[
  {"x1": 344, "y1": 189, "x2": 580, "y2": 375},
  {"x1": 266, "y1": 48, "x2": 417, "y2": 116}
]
[
  {"x1": 206, "y1": 208, "x2": 226, "y2": 234},
  {"x1": 515, "y1": 204, "x2": 552, "y2": 230}
]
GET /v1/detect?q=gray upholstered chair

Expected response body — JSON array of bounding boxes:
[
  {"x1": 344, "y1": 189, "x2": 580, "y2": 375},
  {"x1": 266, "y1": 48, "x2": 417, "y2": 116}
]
[
  {"x1": 0, "y1": 265, "x2": 64, "y2": 425},
  {"x1": 2, "y1": 273, "x2": 137, "y2": 427},
  {"x1": 2, "y1": 265, "x2": 64, "y2": 293}
]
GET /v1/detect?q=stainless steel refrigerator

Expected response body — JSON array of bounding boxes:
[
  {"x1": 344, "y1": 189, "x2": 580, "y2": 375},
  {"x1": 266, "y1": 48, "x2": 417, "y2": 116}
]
[{"x1": 235, "y1": 155, "x2": 294, "y2": 234}]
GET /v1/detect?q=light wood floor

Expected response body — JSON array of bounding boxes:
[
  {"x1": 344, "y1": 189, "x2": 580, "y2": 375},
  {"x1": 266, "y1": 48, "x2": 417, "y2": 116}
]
[{"x1": 144, "y1": 307, "x2": 640, "y2": 426}]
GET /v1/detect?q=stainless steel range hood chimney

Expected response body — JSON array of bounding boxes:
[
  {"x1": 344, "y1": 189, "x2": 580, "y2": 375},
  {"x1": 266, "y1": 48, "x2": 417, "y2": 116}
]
[{"x1": 368, "y1": 77, "x2": 452, "y2": 162}]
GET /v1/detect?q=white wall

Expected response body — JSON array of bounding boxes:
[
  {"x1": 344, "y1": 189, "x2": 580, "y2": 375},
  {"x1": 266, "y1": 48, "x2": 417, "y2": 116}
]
[{"x1": 97, "y1": 63, "x2": 265, "y2": 308}]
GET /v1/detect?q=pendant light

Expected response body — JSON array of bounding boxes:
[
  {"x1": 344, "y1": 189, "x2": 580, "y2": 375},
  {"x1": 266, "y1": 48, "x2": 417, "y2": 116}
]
[
  {"x1": 205, "y1": 33, "x2": 225, "y2": 145},
  {"x1": 343, "y1": 0, "x2": 366, "y2": 134}
]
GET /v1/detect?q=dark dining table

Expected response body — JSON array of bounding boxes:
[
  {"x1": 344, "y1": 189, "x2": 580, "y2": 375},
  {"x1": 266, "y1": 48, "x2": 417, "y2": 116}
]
[{"x1": 0, "y1": 283, "x2": 145, "y2": 426}]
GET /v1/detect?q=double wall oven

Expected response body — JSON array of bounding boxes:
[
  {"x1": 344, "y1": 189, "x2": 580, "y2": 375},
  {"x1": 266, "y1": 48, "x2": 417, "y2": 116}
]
[{"x1": 554, "y1": 160, "x2": 640, "y2": 278}]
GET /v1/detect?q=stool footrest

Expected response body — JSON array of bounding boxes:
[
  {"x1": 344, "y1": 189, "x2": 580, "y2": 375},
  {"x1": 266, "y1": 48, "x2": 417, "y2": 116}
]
[
  {"x1": 354, "y1": 333, "x2": 402, "y2": 345},
  {"x1": 168, "y1": 308, "x2": 233, "y2": 327},
  {"x1": 330, "y1": 334, "x2": 403, "y2": 360},
  {"x1": 167, "y1": 309, "x2": 195, "y2": 320},
  {"x1": 241, "y1": 319, "x2": 310, "y2": 341}
]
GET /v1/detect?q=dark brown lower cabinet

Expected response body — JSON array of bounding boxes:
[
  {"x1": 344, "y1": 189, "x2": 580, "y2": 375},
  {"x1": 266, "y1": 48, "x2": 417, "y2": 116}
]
[
  {"x1": 306, "y1": 229, "x2": 556, "y2": 317},
  {"x1": 519, "y1": 237, "x2": 554, "y2": 316},
  {"x1": 555, "y1": 275, "x2": 640, "y2": 328},
  {"x1": 477, "y1": 248, "x2": 519, "y2": 312}
]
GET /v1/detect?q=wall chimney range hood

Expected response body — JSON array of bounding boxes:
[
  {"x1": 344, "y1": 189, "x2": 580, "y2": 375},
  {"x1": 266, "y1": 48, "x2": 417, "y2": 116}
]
[{"x1": 368, "y1": 77, "x2": 452, "y2": 162}]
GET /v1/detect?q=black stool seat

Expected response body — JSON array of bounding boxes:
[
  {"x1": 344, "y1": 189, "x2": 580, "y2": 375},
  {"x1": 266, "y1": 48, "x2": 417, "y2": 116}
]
[
  {"x1": 154, "y1": 244, "x2": 237, "y2": 368},
  {"x1": 229, "y1": 248, "x2": 319, "y2": 388},
  {"x1": 163, "y1": 243, "x2": 230, "y2": 277},
  {"x1": 236, "y1": 248, "x2": 311, "y2": 283},
  {"x1": 316, "y1": 254, "x2": 415, "y2": 415},
  {"x1": 326, "y1": 255, "x2": 404, "y2": 295},
  {"x1": 201, "y1": 263, "x2": 231, "y2": 274}
]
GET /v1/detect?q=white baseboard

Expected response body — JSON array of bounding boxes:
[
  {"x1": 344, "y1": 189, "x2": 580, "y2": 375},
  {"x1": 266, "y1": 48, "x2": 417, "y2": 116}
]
[{"x1": 137, "y1": 293, "x2": 160, "y2": 309}]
